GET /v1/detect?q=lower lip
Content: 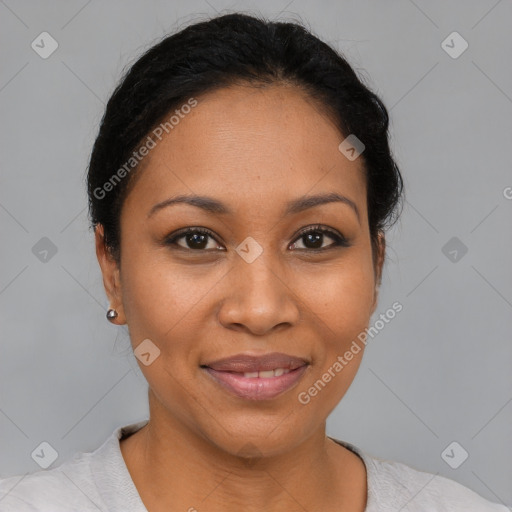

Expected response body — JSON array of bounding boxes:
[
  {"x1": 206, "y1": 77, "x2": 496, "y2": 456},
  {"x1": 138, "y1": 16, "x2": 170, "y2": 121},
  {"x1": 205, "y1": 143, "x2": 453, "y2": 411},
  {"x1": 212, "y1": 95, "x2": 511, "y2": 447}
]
[{"x1": 203, "y1": 366, "x2": 308, "y2": 401}]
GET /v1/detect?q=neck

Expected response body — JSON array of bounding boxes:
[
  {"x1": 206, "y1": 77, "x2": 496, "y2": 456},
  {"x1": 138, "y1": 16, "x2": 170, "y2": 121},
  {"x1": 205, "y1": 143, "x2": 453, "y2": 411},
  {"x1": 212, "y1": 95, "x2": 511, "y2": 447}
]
[{"x1": 120, "y1": 395, "x2": 367, "y2": 512}]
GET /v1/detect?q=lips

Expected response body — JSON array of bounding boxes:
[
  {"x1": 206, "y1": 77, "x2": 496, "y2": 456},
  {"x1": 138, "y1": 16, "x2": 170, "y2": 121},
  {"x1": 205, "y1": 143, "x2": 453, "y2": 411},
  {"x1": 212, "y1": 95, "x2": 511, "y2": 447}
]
[
  {"x1": 201, "y1": 352, "x2": 309, "y2": 400},
  {"x1": 203, "y1": 352, "x2": 308, "y2": 373}
]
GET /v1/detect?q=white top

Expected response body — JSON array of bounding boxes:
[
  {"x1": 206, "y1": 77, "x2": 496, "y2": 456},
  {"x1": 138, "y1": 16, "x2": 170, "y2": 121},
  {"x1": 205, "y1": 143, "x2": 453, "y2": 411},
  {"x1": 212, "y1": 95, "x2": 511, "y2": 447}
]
[{"x1": 0, "y1": 419, "x2": 509, "y2": 512}]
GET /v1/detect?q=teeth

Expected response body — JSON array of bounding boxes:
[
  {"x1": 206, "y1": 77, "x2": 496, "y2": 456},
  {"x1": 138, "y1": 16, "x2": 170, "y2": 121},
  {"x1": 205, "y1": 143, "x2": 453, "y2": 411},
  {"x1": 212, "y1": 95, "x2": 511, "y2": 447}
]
[{"x1": 242, "y1": 368, "x2": 291, "y2": 378}]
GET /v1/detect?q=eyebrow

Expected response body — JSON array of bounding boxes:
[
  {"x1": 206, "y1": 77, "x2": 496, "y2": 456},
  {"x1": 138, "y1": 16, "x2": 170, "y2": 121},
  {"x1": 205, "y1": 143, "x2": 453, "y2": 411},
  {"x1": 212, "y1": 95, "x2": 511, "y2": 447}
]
[{"x1": 147, "y1": 192, "x2": 360, "y2": 223}]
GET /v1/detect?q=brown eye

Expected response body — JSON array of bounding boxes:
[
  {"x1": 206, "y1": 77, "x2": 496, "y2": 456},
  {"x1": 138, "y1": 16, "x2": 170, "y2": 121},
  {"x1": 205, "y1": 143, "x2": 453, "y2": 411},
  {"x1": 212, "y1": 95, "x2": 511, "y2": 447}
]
[
  {"x1": 290, "y1": 226, "x2": 350, "y2": 251},
  {"x1": 165, "y1": 228, "x2": 224, "y2": 251}
]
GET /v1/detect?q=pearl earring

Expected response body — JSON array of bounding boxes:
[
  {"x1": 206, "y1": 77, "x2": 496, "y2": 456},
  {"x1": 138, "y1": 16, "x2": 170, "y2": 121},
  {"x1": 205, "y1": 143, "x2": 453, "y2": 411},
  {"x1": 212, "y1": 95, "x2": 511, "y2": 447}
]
[{"x1": 106, "y1": 308, "x2": 118, "y2": 322}]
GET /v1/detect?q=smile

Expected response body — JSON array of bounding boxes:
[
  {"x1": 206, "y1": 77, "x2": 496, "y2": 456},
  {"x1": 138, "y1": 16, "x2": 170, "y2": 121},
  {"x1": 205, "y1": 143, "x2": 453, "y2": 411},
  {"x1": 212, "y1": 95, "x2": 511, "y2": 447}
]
[{"x1": 202, "y1": 364, "x2": 308, "y2": 400}]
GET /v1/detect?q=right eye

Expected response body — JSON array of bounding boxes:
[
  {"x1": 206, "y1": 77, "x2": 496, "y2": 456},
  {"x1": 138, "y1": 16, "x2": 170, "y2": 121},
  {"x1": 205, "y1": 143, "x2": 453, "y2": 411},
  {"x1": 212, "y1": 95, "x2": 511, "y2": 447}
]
[{"x1": 164, "y1": 227, "x2": 225, "y2": 251}]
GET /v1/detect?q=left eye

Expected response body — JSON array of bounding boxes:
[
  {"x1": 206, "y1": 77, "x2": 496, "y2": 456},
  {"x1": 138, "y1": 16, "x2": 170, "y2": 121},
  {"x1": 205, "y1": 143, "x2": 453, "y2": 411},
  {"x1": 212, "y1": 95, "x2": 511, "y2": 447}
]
[{"x1": 289, "y1": 227, "x2": 348, "y2": 251}]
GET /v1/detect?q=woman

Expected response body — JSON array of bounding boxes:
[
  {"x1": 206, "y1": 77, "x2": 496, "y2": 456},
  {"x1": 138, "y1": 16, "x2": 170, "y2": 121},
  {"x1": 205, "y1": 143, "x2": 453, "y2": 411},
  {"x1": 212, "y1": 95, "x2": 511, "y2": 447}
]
[{"x1": 0, "y1": 12, "x2": 509, "y2": 512}]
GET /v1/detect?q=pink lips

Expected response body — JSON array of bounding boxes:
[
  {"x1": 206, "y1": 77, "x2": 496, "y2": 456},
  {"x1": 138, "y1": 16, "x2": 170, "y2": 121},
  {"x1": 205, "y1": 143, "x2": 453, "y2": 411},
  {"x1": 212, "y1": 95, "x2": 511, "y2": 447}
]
[{"x1": 202, "y1": 352, "x2": 309, "y2": 400}]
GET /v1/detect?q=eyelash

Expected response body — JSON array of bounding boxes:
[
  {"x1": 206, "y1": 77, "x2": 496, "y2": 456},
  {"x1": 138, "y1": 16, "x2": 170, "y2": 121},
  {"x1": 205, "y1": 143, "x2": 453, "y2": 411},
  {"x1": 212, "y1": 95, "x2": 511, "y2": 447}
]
[{"x1": 164, "y1": 224, "x2": 351, "y2": 252}]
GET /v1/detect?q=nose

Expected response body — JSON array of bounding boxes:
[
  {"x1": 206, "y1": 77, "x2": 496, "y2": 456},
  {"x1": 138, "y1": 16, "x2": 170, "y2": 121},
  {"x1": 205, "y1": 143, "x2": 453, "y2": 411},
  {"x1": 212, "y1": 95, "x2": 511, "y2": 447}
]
[{"x1": 217, "y1": 253, "x2": 300, "y2": 336}]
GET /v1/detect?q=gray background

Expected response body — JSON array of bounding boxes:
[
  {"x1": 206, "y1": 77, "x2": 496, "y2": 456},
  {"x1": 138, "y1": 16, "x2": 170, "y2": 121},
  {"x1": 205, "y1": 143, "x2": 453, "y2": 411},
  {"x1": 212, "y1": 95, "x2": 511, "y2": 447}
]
[{"x1": 1, "y1": 0, "x2": 511, "y2": 507}]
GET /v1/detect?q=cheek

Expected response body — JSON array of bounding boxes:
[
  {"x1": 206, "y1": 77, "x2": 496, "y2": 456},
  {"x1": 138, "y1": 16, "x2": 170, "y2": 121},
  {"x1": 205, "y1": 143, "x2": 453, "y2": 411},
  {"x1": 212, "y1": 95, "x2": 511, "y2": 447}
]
[
  {"x1": 299, "y1": 252, "x2": 376, "y2": 342},
  {"x1": 119, "y1": 244, "x2": 205, "y2": 338},
  {"x1": 293, "y1": 260, "x2": 374, "y2": 419},
  {"x1": 118, "y1": 246, "x2": 227, "y2": 383},
  {"x1": 119, "y1": 254, "x2": 206, "y2": 404}
]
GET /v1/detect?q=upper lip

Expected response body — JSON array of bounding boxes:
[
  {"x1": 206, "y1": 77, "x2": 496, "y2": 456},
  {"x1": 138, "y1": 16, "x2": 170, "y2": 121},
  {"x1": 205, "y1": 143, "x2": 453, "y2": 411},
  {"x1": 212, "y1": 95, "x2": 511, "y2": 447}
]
[{"x1": 203, "y1": 352, "x2": 309, "y2": 373}]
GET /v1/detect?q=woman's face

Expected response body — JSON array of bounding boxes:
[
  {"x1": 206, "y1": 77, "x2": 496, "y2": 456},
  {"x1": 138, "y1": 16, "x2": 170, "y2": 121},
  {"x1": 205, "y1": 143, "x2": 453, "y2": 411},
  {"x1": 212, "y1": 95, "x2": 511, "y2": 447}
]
[{"x1": 97, "y1": 84, "x2": 384, "y2": 457}]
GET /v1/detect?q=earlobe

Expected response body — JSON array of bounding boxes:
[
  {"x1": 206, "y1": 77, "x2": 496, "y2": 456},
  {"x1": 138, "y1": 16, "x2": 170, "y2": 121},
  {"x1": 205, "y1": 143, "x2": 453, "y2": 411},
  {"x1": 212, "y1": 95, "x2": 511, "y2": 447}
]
[{"x1": 95, "y1": 224, "x2": 126, "y2": 324}]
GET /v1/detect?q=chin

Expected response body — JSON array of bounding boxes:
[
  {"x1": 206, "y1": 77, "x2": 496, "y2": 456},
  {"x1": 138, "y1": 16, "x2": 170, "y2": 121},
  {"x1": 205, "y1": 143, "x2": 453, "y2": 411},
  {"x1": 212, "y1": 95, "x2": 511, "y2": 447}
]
[{"x1": 196, "y1": 412, "x2": 313, "y2": 461}]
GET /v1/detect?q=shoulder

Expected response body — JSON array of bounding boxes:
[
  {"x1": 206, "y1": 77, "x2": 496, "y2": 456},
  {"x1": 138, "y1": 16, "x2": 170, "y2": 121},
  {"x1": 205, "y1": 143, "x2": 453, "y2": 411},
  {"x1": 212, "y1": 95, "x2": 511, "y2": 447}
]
[
  {"x1": 0, "y1": 420, "x2": 148, "y2": 512},
  {"x1": 367, "y1": 455, "x2": 510, "y2": 511},
  {"x1": 331, "y1": 438, "x2": 511, "y2": 512},
  {"x1": 0, "y1": 451, "x2": 101, "y2": 512}
]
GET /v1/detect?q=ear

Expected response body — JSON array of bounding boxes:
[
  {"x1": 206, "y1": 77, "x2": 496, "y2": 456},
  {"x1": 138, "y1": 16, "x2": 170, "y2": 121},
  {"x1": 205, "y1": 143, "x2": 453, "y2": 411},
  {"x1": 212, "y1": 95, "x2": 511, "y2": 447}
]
[
  {"x1": 370, "y1": 231, "x2": 386, "y2": 317},
  {"x1": 95, "y1": 224, "x2": 126, "y2": 325}
]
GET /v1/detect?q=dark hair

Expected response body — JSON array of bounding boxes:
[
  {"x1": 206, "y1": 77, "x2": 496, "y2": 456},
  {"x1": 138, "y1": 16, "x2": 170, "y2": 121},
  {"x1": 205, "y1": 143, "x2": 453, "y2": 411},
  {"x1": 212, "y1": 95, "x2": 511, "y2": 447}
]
[{"x1": 87, "y1": 12, "x2": 403, "y2": 265}]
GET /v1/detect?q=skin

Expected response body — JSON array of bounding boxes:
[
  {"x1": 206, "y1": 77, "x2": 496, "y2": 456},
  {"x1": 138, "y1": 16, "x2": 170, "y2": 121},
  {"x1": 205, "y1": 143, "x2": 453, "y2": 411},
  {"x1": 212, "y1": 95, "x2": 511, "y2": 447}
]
[{"x1": 96, "y1": 83, "x2": 385, "y2": 512}]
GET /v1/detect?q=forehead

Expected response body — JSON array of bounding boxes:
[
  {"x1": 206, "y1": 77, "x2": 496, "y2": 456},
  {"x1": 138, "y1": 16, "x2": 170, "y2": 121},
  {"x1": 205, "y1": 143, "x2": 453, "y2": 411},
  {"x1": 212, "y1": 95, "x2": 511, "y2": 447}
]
[{"x1": 122, "y1": 84, "x2": 367, "y2": 219}]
